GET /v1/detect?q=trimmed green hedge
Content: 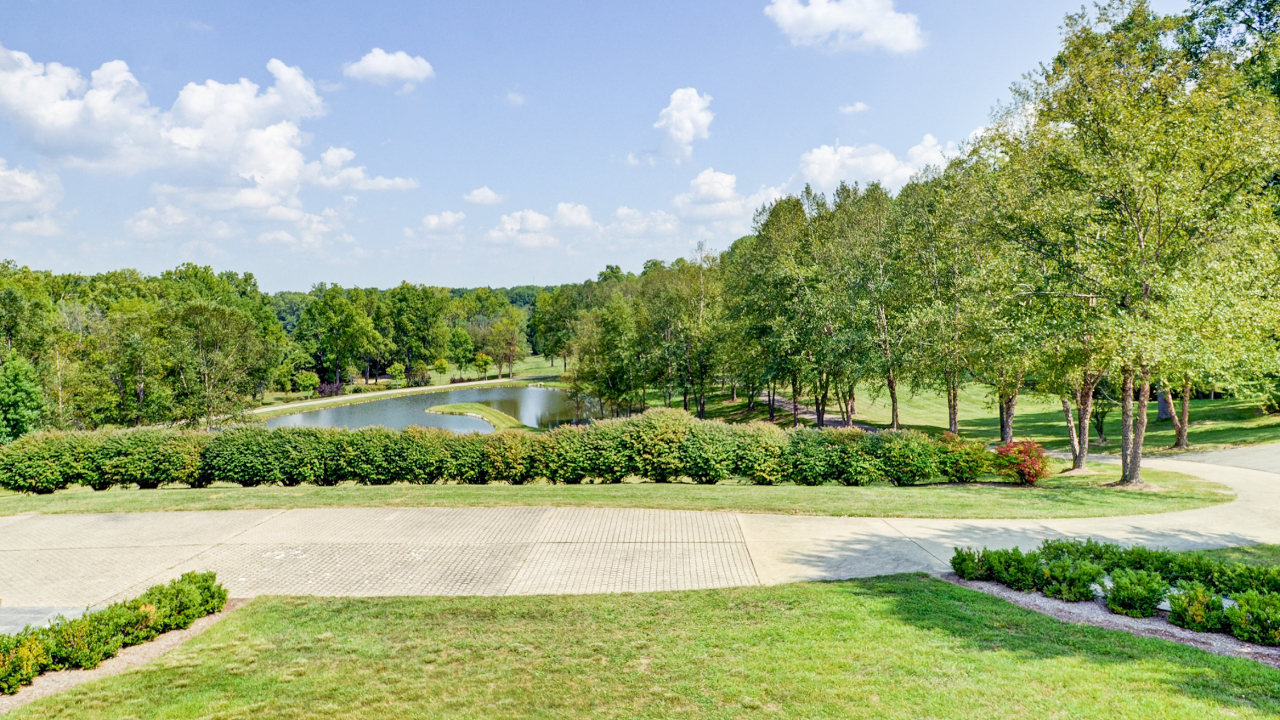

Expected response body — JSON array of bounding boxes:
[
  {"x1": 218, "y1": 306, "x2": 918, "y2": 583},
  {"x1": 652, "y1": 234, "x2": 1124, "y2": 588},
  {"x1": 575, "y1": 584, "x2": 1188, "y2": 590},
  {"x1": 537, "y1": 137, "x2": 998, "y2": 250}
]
[
  {"x1": 0, "y1": 571, "x2": 227, "y2": 694},
  {"x1": 952, "y1": 538, "x2": 1280, "y2": 645},
  {"x1": 0, "y1": 410, "x2": 992, "y2": 491}
]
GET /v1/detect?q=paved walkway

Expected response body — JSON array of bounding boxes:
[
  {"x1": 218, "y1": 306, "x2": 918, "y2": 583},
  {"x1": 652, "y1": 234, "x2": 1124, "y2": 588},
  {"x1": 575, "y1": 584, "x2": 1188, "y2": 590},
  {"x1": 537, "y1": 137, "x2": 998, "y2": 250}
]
[
  {"x1": 1180, "y1": 442, "x2": 1280, "y2": 474},
  {"x1": 0, "y1": 458, "x2": 1276, "y2": 633}
]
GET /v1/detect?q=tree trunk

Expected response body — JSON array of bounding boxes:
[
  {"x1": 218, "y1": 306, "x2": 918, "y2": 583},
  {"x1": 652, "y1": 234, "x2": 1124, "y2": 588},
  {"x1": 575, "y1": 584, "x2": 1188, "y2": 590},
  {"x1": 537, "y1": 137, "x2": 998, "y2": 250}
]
[
  {"x1": 1119, "y1": 367, "x2": 1134, "y2": 481},
  {"x1": 791, "y1": 372, "x2": 800, "y2": 428},
  {"x1": 1062, "y1": 397, "x2": 1080, "y2": 464},
  {"x1": 1119, "y1": 367, "x2": 1151, "y2": 486},
  {"x1": 1170, "y1": 376, "x2": 1192, "y2": 449},
  {"x1": 1157, "y1": 384, "x2": 1172, "y2": 421},
  {"x1": 946, "y1": 373, "x2": 959, "y2": 435},
  {"x1": 998, "y1": 390, "x2": 1019, "y2": 444},
  {"x1": 886, "y1": 370, "x2": 899, "y2": 430},
  {"x1": 768, "y1": 381, "x2": 775, "y2": 422},
  {"x1": 1074, "y1": 377, "x2": 1097, "y2": 471}
]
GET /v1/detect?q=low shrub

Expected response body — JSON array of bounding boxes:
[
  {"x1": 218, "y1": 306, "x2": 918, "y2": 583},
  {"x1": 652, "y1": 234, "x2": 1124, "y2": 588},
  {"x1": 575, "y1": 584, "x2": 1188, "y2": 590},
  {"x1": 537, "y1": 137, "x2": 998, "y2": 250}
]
[
  {"x1": 0, "y1": 431, "x2": 100, "y2": 494},
  {"x1": 951, "y1": 547, "x2": 991, "y2": 581},
  {"x1": 332, "y1": 427, "x2": 399, "y2": 485},
  {"x1": 1041, "y1": 558, "x2": 1104, "y2": 602},
  {"x1": 580, "y1": 419, "x2": 633, "y2": 483},
  {"x1": 93, "y1": 430, "x2": 207, "y2": 490},
  {"x1": 1168, "y1": 580, "x2": 1228, "y2": 633},
  {"x1": 679, "y1": 420, "x2": 736, "y2": 485},
  {"x1": 198, "y1": 426, "x2": 286, "y2": 488},
  {"x1": 317, "y1": 383, "x2": 345, "y2": 398},
  {"x1": 628, "y1": 408, "x2": 692, "y2": 483},
  {"x1": 0, "y1": 572, "x2": 226, "y2": 695},
  {"x1": 987, "y1": 548, "x2": 1042, "y2": 592},
  {"x1": 825, "y1": 429, "x2": 884, "y2": 487},
  {"x1": 445, "y1": 433, "x2": 487, "y2": 484},
  {"x1": 993, "y1": 441, "x2": 1050, "y2": 485},
  {"x1": 1225, "y1": 591, "x2": 1280, "y2": 646},
  {"x1": 394, "y1": 426, "x2": 453, "y2": 484},
  {"x1": 731, "y1": 422, "x2": 787, "y2": 485},
  {"x1": 938, "y1": 433, "x2": 990, "y2": 483},
  {"x1": 1105, "y1": 568, "x2": 1167, "y2": 618},
  {"x1": 275, "y1": 428, "x2": 340, "y2": 486},
  {"x1": 535, "y1": 426, "x2": 589, "y2": 484},
  {"x1": 866, "y1": 430, "x2": 942, "y2": 486},
  {"x1": 783, "y1": 429, "x2": 831, "y2": 486},
  {"x1": 482, "y1": 431, "x2": 537, "y2": 485}
]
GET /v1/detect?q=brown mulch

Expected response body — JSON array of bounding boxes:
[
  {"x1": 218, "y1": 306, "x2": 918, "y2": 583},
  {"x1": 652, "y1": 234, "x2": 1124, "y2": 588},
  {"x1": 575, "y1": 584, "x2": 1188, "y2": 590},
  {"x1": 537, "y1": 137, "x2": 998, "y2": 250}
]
[
  {"x1": 943, "y1": 574, "x2": 1280, "y2": 669},
  {"x1": 0, "y1": 599, "x2": 248, "y2": 714}
]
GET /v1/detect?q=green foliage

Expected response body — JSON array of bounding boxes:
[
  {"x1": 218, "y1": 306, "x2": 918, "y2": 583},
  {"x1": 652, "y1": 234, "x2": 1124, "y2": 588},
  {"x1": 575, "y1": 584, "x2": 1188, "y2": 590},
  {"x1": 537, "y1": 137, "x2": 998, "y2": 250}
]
[
  {"x1": 1040, "y1": 559, "x2": 1103, "y2": 602},
  {"x1": 580, "y1": 418, "x2": 633, "y2": 483},
  {"x1": 445, "y1": 433, "x2": 487, "y2": 485},
  {"x1": 482, "y1": 431, "x2": 536, "y2": 485},
  {"x1": 1225, "y1": 590, "x2": 1280, "y2": 645},
  {"x1": 986, "y1": 548, "x2": 1043, "y2": 592},
  {"x1": 93, "y1": 430, "x2": 206, "y2": 490},
  {"x1": 394, "y1": 426, "x2": 452, "y2": 484},
  {"x1": 679, "y1": 420, "x2": 735, "y2": 485},
  {"x1": 386, "y1": 362, "x2": 406, "y2": 381},
  {"x1": 199, "y1": 426, "x2": 286, "y2": 488},
  {"x1": 951, "y1": 547, "x2": 992, "y2": 581},
  {"x1": 534, "y1": 426, "x2": 589, "y2": 485},
  {"x1": 0, "y1": 431, "x2": 100, "y2": 494},
  {"x1": 867, "y1": 430, "x2": 942, "y2": 486},
  {"x1": 334, "y1": 427, "x2": 399, "y2": 485},
  {"x1": 1169, "y1": 580, "x2": 1228, "y2": 633},
  {"x1": 0, "y1": 355, "x2": 43, "y2": 443},
  {"x1": 293, "y1": 370, "x2": 320, "y2": 395},
  {"x1": 0, "y1": 571, "x2": 226, "y2": 695},
  {"x1": 731, "y1": 422, "x2": 788, "y2": 485},
  {"x1": 993, "y1": 441, "x2": 1050, "y2": 485},
  {"x1": 627, "y1": 408, "x2": 693, "y2": 483},
  {"x1": 938, "y1": 432, "x2": 990, "y2": 483},
  {"x1": 1104, "y1": 568, "x2": 1167, "y2": 618}
]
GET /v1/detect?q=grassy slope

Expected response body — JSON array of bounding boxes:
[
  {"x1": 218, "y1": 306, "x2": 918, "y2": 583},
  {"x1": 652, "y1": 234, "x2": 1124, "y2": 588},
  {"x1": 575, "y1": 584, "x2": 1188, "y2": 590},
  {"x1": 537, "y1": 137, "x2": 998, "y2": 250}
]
[
  {"x1": 1190, "y1": 544, "x2": 1280, "y2": 568},
  {"x1": 0, "y1": 461, "x2": 1231, "y2": 519},
  {"x1": 16, "y1": 577, "x2": 1280, "y2": 719},
  {"x1": 426, "y1": 403, "x2": 531, "y2": 431}
]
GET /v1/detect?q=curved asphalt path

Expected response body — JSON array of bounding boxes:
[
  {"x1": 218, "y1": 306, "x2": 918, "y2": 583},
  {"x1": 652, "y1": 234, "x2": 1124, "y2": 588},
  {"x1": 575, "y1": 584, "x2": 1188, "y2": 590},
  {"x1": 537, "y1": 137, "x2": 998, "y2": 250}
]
[{"x1": 0, "y1": 454, "x2": 1276, "y2": 633}]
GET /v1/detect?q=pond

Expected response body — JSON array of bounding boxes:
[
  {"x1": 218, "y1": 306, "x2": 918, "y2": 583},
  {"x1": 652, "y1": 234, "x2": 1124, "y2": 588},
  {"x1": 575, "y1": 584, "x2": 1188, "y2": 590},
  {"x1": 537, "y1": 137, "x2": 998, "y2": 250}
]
[{"x1": 265, "y1": 386, "x2": 578, "y2": 433}]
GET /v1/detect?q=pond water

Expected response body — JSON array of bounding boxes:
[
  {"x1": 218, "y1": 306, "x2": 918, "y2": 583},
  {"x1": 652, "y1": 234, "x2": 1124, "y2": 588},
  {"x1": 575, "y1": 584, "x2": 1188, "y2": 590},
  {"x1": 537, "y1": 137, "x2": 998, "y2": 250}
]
[{"x1": 265, "y1": 386, "x2": 578, "y2": 433}]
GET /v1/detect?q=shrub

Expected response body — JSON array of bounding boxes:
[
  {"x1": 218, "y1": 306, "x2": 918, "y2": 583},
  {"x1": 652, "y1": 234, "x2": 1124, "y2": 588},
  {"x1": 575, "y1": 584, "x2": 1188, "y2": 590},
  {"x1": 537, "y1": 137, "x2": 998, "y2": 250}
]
[
  {"x1": 866, "y1": 430, "x2": 942, "y2": 486},
  {"x1": 275, "y1": 428, "x2": 340, "y2": 486},
  {"x1": 407, "y1": 361, "x2": 432, "y2": 387},
  {"x1": 627, "y1": 408, "x2": 693, "y2": 483},
  {"x1": 1105, "y1": 568, "x2": 1167, "y2": 618},
  {"x1": 783, "y1": 429, "x2": 831, "y2": 486},
  {"x1": 293, "y1": 370, "x2": 320, "y2": 395},
  {"x1": 987, "y1": 548, "x2": 1042, "y2": 592},
  {"x1": 0, "y1": 431, "x2": 101, "y2": 494},
  {"x1": 483, "y1": 431, "x2": 537, "y2": 485},
  {"x1": 1225, "y1": 591, "x2": 1280, "y2": 646},
  {"x1": 535, "y1": 425, "x2": 589, "y2": 484},
  {"x1": 95, "y1": 430, "x2": 207, "y2": 490},
  {"x1": 732, "y1": 422, "x2": 788, "y2": 485},
  {"x1": 825, "y1": 429, "x2": 884, "y2": 486},
  {"x1": 993, "y1": 441, "x2": 1050, "y2": 485},
  {"x1": 951, "y1": 547, "x2": 992, "y2": 581},
  {"x1": 386, "y1": 363, "x2": 406, "y2": 381},
  {"x1": 0, "y1": 571, "x2": 226, "y2": 694},
  {"x1": 580, "y1": 419, "x2": 633, "y2": 483},
  {"x1": 198, "y1": 426, "x2": 286, "y2": 488},
  {"x1": 317, "y1": 383, "x2": 344, "y2": 398},
  {"x1": 332, "y1": 427, "x2": 399, "y2": 484},
  {"x1": 938, "y1": 433, "x2": 990, "y2": 483},
  {"x1": 1041, "y1": 559, "x2": 1104, "y2": 602},
  {"x1": 445, "y1": 432, "x2": 487, "y2": 484},
  {"x1": 679, "y1": 420, "x2": 735, "y2": 485},
  {"x1": 1168, "y1": 580, "x2": 1227, "y2": 633},
  {"x1": 393, "y1": 426, "x2": 453, "y2": 484}
]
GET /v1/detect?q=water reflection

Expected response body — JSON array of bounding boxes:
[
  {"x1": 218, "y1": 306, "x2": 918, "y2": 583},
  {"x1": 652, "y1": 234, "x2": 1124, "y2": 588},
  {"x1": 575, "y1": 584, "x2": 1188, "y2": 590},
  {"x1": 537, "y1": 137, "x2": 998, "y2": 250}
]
[{"x1": 265, "y1": 386, "x2": 578, "y2": 433}]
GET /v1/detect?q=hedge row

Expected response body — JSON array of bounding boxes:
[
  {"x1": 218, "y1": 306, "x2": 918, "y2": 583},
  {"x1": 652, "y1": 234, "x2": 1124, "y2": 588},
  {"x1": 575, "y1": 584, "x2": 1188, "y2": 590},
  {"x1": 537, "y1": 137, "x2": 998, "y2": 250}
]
[
  {"x1": 0, "y1": 409, "x2": 1007, "y2": 492},
  {"x1": 952, "y1": 538, "x2": 1280, "y2": 645},
  {"x1": 0, "y1": 572, "x2": 227, "y2": 694}
]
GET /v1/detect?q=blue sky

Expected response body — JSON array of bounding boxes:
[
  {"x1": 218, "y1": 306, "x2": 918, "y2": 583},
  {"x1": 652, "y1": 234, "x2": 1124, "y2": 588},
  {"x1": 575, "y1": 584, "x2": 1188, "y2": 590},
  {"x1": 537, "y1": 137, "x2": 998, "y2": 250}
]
[{"x1": 0, "y1": 0, "x2": 1187, "y2": 292}]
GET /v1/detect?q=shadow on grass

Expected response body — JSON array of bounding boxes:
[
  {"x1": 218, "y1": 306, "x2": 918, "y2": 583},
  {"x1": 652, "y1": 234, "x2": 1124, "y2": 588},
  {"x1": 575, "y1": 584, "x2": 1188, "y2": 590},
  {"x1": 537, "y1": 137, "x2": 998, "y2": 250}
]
[{"x1": 852, "y1": 574, "x2": 1280, "y2": 716}]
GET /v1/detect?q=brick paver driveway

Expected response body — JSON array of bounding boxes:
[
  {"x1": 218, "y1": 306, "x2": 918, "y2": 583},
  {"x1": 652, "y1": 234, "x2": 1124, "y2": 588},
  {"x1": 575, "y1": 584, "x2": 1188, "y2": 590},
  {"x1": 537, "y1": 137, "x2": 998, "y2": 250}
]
[{"x1": 1, "y1": 457, "x2": 1276, "y2": 633}]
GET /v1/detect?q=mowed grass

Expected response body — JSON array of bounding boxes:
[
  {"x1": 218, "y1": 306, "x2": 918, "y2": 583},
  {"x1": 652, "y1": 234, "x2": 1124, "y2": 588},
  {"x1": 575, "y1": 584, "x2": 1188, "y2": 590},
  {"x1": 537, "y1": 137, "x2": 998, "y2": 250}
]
[
  {"x1": 1190, "y1": 544, "x2": 1280, "y2": 568},
  {"x1": 425, "y1": 403, "x2": 532, "y2": 431},
  {"x1": 14, "y1": 577, "x2": 1280, "y2": 719},
  {"x1": 0, "y1": 462, "x2": 1232, "y2": 519}
]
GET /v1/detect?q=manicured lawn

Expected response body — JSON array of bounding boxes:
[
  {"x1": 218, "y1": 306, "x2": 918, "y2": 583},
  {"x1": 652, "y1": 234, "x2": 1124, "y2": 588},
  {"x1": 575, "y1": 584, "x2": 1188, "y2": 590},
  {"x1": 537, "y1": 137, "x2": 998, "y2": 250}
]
[
  {"x1": 14, "y1": 576, "x2": 1280, "y2": 719},
  {"x1": 426, "y1": 403, "x2": 533, "y2": 431},
  {"x1": 0, "y1": 462, "x2": 1232, "y2": 519},
  {"x1": 1190, "y1": 544, "x2": 1280, "y2": 568}
]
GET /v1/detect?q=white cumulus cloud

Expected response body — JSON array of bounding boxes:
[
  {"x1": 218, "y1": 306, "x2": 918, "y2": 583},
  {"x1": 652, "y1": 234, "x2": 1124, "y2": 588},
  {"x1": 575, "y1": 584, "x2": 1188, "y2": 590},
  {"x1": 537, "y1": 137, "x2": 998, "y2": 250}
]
[
  {"x1": 506, "y1": 92, "x2": 525, "y2": 106},
  {"x1": 839, "y1": 102, "x2": 869, "y2": 114},
  {"x1": 654, "y1": 88, "x2": 714, "y2": 162},
  {"x1": 799, "y1": 134, "x2": 956, "y2": 190},
  {"x1": 342, "y1": 48, "x2": 434, "y2": 92},
  {"x1": 765, "y1": 0, "x2": 924, "y2": 53},
  {"x1": 554, "y1": 202, "x2": 596, "y2": 229},
  {"x1": 464, "y1": 186, "x2": 505, "y2": 205},
  {"x1": 673, "y1": 168, "x2": 783, "y2": 223},
  {"x1": 0, "y1": 158, "x2": 59, "y2": 210},
  {"x1": 422, "y1": 210, "x2": 465, "y2": 231},
  {"x1": 488, "y1": 209, "x2": 557, "y2": 248}
]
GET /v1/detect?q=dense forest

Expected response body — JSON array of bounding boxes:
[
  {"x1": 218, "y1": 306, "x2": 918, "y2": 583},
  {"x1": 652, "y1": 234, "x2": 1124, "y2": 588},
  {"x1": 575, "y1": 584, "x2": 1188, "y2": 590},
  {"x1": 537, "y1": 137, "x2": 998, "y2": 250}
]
[{"x1": 0, "y1": 1, "x2": 1278, "y2": 488}]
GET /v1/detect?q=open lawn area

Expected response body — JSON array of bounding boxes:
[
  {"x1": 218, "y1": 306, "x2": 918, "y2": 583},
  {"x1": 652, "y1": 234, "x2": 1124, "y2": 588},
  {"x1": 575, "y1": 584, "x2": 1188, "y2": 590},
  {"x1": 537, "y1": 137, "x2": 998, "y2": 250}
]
[
  {"x1": 425, "y1": 403, "x2": 533, "y2": 431},
  {"x1": 13, "y1": 576, "x2": 1280, "y2": 719},
  {"x1": 1191, "y1": 544, "x2": 1280, "y2": 568},
  {"x1": 0, "y1": 461, "x2": 1232, "y2": 519}
]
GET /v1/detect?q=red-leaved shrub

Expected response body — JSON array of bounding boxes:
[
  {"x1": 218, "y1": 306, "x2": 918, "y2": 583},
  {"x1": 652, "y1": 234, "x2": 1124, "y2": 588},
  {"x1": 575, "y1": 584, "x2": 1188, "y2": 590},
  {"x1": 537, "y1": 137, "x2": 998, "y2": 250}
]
[{"x1": 994, "y1": 440, "x2": 1049, "y2": 485}]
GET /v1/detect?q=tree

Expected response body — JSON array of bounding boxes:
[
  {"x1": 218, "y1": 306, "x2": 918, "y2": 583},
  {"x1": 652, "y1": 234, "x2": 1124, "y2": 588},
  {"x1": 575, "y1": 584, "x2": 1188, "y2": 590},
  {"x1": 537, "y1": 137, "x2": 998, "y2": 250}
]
[
  {"x1": 167, "y1": 300, "x2": 259, "y2": 430},
  {"x1": 387, "y1": 362, "x2": 406, "y2": 381},
  {"x1": 447, "y1": 328, "x2": 474, "y2": 379},
  {"x1": 0, "y1": 355, "x2": 43, "y2": 443},
  {"x1": 294, "y1": 370, "x2": 320, "y2": 397},
  {"x1": 294, "y1": 287, "x2": 382, "y2": 386},
  {"x1": 474, "y1": 352, "x2": 493, "y2": 380}
]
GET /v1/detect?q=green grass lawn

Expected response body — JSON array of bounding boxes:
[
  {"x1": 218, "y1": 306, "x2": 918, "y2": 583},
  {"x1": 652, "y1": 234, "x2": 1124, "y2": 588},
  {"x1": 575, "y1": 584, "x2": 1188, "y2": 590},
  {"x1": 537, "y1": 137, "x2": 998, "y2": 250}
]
[
  {"x1": 14, "y1": 576, "x2": 1280, "y2": 719},
  {"x1": 426, "y1": 403, "x2": 533, "y2": 431},
  {"x1": 0, "y1": 461, "x2": 1232, "y2": 519},
  {"x1": 1190, "y1": 544, "x2": 1280, "y2": 568}
]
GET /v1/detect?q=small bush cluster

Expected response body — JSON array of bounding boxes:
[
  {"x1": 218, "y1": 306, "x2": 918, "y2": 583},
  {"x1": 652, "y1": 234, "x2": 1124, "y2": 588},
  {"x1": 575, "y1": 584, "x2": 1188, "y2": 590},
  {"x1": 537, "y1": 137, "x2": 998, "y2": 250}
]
[
  {"x1": 0, "y1": 572, "x2": 226, "y2": 694},
  {"x1": 0, "y1": 409, "x2": 997, "y2": 491},
  {"x1": 993, "y1": 440, "x2": 1050, "y2": 484},
  {"x1": 952, "y1": 538, "x2": 1280, "y2": 645}
]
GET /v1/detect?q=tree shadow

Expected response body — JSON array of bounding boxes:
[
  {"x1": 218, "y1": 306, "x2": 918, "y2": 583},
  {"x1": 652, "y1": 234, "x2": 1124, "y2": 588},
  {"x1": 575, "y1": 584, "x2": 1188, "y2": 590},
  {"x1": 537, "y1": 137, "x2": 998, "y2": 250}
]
[{"x1": 839, "y1": 574, "x2": 1280, "y2": 715}]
